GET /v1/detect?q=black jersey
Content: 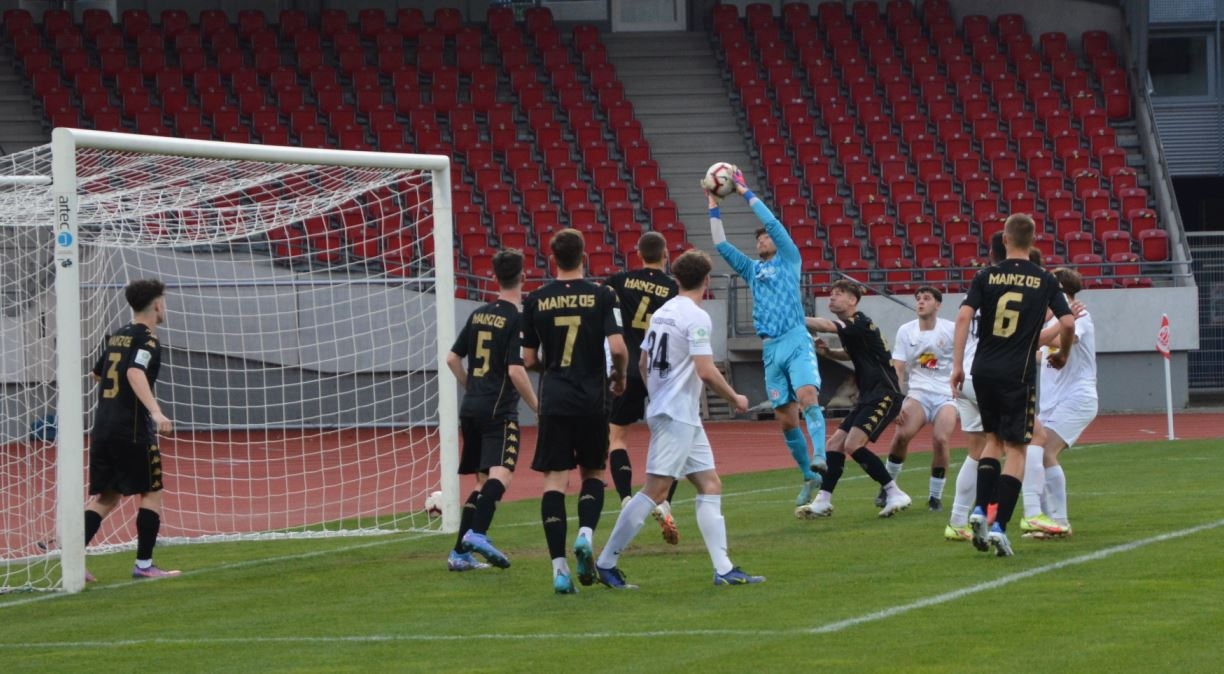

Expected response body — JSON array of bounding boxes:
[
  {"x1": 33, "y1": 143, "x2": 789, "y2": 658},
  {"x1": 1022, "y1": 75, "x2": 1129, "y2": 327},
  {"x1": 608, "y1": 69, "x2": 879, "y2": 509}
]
[
  {"x1": 90, "y1": 322, "x2": 162, "y2": 443},
  {"x1": 451, "y1": 299, "x2": 524, "y2": 420},
  {"x1": 522, "y1": 278, "x2": 623, "y2": 416},
  {"x1": 604, "y1": 267, "x2": 678, "y2": 381},
  {"x1": 835, "y1": 311, "x2": 901, "y2": 396},
  {"x1": 963, "y1": 258, "x2": 1072, "y2": 384}
]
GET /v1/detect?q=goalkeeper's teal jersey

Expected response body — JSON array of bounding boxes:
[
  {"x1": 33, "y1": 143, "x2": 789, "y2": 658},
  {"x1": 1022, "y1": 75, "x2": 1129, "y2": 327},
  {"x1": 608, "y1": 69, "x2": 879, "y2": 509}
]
[{"x1": 715, "y1": 198, "x2": 806, "y2": 339}]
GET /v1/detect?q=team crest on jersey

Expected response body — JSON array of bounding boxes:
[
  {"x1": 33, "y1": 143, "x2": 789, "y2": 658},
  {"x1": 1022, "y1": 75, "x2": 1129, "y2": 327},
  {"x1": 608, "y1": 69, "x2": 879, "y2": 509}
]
[
  {"x1": 769, "y1": 388, "x2": 781, "y2": 401},
  {"x1": 918, "y1": 352, "x2": 939, "y2": 369}
]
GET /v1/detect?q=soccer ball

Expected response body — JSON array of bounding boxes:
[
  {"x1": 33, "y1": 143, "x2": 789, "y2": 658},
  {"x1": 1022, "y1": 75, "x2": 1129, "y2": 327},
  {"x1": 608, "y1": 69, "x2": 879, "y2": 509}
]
[
  {"x1": 424, "y1": 490, "x2": 444, "y2": 518},
  {"x1": 701, "y1": 162, "x2": 738, "y2": 199}
]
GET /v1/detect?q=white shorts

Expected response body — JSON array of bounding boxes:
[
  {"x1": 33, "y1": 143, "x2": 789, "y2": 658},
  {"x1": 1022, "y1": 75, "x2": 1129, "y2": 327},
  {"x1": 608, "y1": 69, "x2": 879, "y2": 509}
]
[
  {"x1": 907, "y1": 390, "x2": 957, "y2": 425},
  {"x1": 645, "y1": 415, "x2": 715, "y2": 479},
  {"x1": 956, "y1": 378, "x2": 983, "y2": 433},
  {"x1": 1038, "y1": 394, "x2": 1098, "y2": 447}
]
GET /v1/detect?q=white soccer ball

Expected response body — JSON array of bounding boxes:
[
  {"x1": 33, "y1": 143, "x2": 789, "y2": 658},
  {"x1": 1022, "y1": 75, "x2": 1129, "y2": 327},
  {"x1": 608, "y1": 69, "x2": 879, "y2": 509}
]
[
  {"x1": 701, "y1": 162, "x2": 738, "y2": 199},
  {"x1": 425, "y1": 490, "x2": 444, "y2": 518}
]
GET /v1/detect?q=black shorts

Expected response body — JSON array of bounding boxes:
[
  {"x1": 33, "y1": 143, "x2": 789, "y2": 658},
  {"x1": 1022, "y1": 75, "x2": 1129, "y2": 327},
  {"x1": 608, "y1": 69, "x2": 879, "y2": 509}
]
[
  {"x1": 88, "y1": 438, "x2": 164, "y2": 495},
  {"x1": 531, "y1": 413, "x2": 609, "y2": 473},
  {"x1": 973, "y1": 376, "x2": 1036, "y2": 445},
  {"x1": 608, "y1": 377, "x2": 648, "y2": 426},
  {"x1": 459, "y1": 416, "x2": 521, "y2": 475},
  {"x1": 839, "y1": 391, "x2": 903, "y2": 443}
]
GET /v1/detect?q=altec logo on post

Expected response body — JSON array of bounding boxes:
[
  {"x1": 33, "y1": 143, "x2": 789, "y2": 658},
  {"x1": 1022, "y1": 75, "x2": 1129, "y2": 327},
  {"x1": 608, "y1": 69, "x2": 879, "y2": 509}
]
[{"x1": 56, "y1": 194, "x2": 73, "y2": 249}]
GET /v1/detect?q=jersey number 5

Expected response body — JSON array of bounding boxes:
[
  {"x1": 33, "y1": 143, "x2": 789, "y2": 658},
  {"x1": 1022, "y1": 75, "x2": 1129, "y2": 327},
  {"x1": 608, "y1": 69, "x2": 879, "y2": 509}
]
[
  {"x1": 992, "y1": 292, "x2": 1023, "y2": 338},
  {"x1": 472, "y1": 330, "x2": 493, "y2": 378}
]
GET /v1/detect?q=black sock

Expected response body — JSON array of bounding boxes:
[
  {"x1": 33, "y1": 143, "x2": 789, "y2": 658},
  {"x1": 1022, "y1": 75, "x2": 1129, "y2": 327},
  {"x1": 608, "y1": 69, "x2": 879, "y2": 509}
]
[
  {"x1": 931, "y1": 467, "x2": 946, "y2": 479},
  {"x1": 993, "y1": 475, "x2": 1022, "y2": 532},
  {"x1": 822, "y1": 452, "x2": 847, "y2": 493},
  {"x1": 975, "y1": 458, "x2": 1001, "y2": 511},
  {"x1": 541, "y1": 490, "x2": 567, "y2": 560},
  {"x1": 470, "y1": 479, "x2": 505, "y2": 535},
  {"x1": 577, "y1": 478, "x2": 604, "y2": 532},
  {"x1": 84, "y1": 510, "x2": 103, "y2": 546},
  {"x1": 666, "y1": 479, "x2": 679, "y2": 504},
  {"x1": 135, "y1": 508, "x2": 160, "y2": 561},
  {"x1": 852, "y1": 447, "x2": 893, "y2": 486},
  {"x1": 887, "y1": 453, "x2": 905, "y2": 465},
  {"x1": 608, "y1": 448, "x2": 633, "y2": 500},
  {"x1": 454, "y1": 490, "x2": 480, "y2": 553}
]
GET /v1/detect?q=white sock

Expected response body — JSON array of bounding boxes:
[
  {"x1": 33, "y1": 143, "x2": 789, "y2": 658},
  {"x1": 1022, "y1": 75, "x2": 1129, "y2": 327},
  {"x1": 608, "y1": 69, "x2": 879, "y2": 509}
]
[
  {"x1": 135, "y1": 559, "x2": 153, "y2": 570},
  {"x1": 883, "y1": 480, "x2": 903, "y2": 497},
  {"x1": 596, "y1": 492, "x2": 654, "y2": 569},
  {"x1": 886, "y1": 459, "x2": 903, "y2": 480},
  {"x1": 551, "y1": 557, "x2": 569, "y2": 575},
  {"x1": 577, "y1": 525, "x2": 594, "y2": 543},
  {"x1": 816, "y1": 489, "x2": 833, "y2": 504},
  {"x1": 1045, "y1": 465, "x2": 1068, "y2": 525},
  {"x1": 950, "y1": 457, "x2": 978, "y2": 526},
  {"x1": 695, "y1": 494, "x2": 733, "y2": 575},
  {"x1": 929, "y1": 476, "x2": 946, "y2": 500},
  {"x1": 1022, "y1": 444, "x2": 1045, "y2": 519},
  {"x1": 653, "y1": 499, "x2": 672, "y2": 518}
]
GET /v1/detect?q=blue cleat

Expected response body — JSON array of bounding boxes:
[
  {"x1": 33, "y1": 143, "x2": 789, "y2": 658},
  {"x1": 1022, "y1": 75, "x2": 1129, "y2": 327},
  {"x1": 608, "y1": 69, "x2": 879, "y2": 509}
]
[
  {"x1": 447, "y1": 550, "x2": 490, "y2": 572},
  {"x1": 554, "y1": 570, "x2": 578, "y2": 594},
  {"x1": 573, "y1": 535, "x2": 595, "y2": 586},
  {"x1": 969, "y1": 506, "x2": 990, "y2": 553},
  {"x1": 714, "y1": 566, "x2": 765, "y2": 586},
  {"x1": 596, "y1": 565, "x2": 638, "y2": 590},
  {"x1": 796, "y1": 476, "x2": 821, "y2": 506},
  {"x1": 461, "y1": 531, "x2": 510, "y2": 569},
  {"x1": 988, "y1": 523, "x2": 1014, "y2": 557}
]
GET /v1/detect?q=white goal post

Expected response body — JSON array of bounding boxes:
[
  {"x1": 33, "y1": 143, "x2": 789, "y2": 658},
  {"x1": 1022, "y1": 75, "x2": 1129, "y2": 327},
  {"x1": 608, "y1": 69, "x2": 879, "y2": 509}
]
[{"x1": 1, "y1": 129, "x2": 459, "y2": 595}]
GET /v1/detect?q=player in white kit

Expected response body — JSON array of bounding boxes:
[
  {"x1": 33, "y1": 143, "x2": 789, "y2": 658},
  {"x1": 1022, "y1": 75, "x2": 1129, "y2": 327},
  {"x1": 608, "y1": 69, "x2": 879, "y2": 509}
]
[
  {"x1": 594, "y1": 249, "x2": 764, "y2": 588},
  {"x1": 1021, "y1": 267, "x2": 1096, "y2": 538},
  {"x1": 880, "y1": 286, "x2": 959, "y2": 512}
]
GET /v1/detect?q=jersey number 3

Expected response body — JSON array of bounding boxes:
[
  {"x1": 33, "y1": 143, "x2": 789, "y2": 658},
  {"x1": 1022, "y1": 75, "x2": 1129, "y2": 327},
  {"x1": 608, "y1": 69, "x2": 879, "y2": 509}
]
[{"x1": 102, "y1": 352, "x2": 122, "y2": 399}]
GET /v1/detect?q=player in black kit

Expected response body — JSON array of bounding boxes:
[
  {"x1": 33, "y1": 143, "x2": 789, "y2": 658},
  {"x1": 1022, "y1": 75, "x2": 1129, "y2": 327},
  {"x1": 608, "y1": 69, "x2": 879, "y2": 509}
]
[
  {"x1": 522, "y1": 228, "x2": 628, "y2": 594},
  {"x1": 952, "y1": 213, "x2": 1075, "y2": 557},
  {"x1": 83, "y1": 278, "x2": 179, "y2": 580},
  {"x1": 797, "y1": 279, "x2": 913, "y2": 519},
  {"x1": 603, "y1": 231, "x2": 680, "y2": 543},
  {"x1": 445, "y1": 248, "x2": 539, "y2": 572}
]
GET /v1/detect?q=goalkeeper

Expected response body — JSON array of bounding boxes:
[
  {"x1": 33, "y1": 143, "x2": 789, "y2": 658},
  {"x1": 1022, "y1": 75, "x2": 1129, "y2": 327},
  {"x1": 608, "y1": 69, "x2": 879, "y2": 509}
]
[{"x1": 707, "y1": 168, "x2": 827, "y2": 507}]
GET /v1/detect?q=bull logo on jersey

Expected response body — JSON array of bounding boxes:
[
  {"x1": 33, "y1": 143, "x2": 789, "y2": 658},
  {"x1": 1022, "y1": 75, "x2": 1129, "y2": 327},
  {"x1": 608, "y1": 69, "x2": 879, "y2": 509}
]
[
  {"x1": 917, "y1": 352, "x2": 939, "y2": 369},
  {"x1": 769, "y1": 388, "x2": 781, "y2": 401}
]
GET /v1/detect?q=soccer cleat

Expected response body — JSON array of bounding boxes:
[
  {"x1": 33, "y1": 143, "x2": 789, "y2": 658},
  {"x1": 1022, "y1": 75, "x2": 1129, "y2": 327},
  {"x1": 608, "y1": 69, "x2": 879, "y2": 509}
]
[
  {"x1": 573, "y1": 535, "x2": 596, "y2": 586},
  {"x1": 653, "y1": 508, "x2": 680, "y2": 545},
  {"x1": 969, "y1": 507, "x2": 990, "y2": 552},
  {"x1": 874, "y1": 487, "x2": 887, "y2": 508},
  {"x1": 131, "y1": 564, "x2": 181, "y2": 579},
  {"x1": 796, "y1": 477, "x2": 821, "y2": 506},
  {"x1": 553, "y1": 570, "x2": 577, "y2": 594},
  {"x1": 1020, "y1": 514, "x2": 1069, "y2": 536},
  {"x1": 596, "y1": 565, "x2": 638, "y2": 590},
  {"x1": 714, "y1": 566, "x2": 765, "y2": 586},
  {"x1": 461, "y1": 531, "x2": 511, "y2": 569},
  {"x1": 795, "y1": 498, "x2": 834, "y2": 519},
  {"x1": 447, "y1": 550, "x2": 491, "y2": 572},
  {"x1": 944, "y1": 524, "x2": 973, "y2": 541},
  {"x1": 878, "y1": 489, "x2": 912, "y2": 518},
  {"x1": 84, "y1": 569, "x2": 96, "y2": 583},
  {"x1": 621, "y1": 495, "x2": 632, "y2": 509},
  {"x1": 988, "y1": 523, "x2": 1014, "y2": 557},
  {"x1": 928, "y1": 496, "x2": 943, "y2": 512}
]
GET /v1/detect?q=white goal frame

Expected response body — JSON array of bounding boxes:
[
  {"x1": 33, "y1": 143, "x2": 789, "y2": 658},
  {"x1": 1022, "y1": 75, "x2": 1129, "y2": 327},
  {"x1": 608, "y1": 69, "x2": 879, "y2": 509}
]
[{"x1": 50, "y1": 129, "x2": 458, "y2": 593}]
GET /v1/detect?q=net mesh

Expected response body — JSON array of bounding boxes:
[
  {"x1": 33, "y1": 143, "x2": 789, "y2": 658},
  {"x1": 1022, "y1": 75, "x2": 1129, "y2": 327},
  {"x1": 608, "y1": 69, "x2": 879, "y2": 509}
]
[{"x1": 2, "y1": 143, "x2": 450, "y2": 593}]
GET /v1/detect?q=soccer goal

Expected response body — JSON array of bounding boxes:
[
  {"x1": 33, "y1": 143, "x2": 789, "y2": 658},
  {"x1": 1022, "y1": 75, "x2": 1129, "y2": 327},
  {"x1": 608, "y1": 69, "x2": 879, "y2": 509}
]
[{"x1": 1, "y1": 129, "x2": 459, "y2": 594}]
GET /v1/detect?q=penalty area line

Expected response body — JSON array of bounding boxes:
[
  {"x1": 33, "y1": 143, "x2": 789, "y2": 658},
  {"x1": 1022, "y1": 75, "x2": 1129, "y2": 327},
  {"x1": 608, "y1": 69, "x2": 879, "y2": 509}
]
[{"x1": 1, "y1": 517, "x2": 1221, "y2": 649}]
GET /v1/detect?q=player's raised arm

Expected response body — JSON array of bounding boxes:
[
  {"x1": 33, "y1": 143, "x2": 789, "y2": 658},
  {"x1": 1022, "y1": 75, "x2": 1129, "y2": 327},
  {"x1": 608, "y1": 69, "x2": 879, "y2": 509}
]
[
  {"x1": 734, "y1": 169, "x2": 799, "y2": 262},
  {"x1": 708, "y1": 191, "x2": 754, "y2": 278},
  {"x1": 805, "y1": 315, "x2": 841, "y2": 334}
]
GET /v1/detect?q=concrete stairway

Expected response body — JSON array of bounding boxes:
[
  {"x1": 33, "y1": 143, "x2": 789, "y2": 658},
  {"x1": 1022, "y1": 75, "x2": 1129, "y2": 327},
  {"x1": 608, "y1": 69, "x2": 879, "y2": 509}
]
[{"x1": 0, "y1": 52, "x2": 49, "y2": 155}]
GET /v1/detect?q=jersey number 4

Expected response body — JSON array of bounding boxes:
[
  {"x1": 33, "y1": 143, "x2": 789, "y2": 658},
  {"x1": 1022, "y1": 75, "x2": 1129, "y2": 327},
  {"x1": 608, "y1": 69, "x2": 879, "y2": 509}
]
[
  {"x1": 631, "y1": 297, "x2": 654, "y2": 331},
  {"x1": 643, "y1": 330, "x2": 671, "y2": 377}
]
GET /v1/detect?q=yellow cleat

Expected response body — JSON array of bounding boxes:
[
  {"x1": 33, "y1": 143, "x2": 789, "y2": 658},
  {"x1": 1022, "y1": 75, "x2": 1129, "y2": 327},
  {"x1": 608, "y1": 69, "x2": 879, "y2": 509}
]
[{"x1": 944, "y1": 524, "x2": 973, "y2": 541}]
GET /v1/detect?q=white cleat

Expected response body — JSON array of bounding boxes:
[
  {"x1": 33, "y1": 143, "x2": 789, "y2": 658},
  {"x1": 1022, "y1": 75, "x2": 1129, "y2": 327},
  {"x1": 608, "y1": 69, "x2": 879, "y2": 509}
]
[
  {"x1": 878, "y1": 490, "x2": 912, "y2": 518},
  {"x1": 795, "y1": 499, "x2": 834, "y2": 519}
]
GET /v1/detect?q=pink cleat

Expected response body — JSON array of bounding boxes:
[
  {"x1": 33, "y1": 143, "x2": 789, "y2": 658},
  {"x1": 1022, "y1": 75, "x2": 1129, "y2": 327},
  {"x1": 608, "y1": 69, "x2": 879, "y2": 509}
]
[
  {"x1": 132, "y1": 564, "x2": 181, "y2": 579},
  {"x1": 84, "y1": 569, "x2": 96, "y2": 583}
]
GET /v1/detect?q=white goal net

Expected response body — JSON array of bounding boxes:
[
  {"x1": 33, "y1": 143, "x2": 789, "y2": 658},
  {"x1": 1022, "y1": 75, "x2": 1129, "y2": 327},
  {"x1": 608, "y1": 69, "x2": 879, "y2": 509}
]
[{"x1": 1, "y1": 130, "x2": 458, "y2": 594}]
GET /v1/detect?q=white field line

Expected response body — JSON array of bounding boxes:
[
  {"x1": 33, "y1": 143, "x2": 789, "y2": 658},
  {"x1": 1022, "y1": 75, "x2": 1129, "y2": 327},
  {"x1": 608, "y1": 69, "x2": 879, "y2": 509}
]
[{"x1": 1, "y1": 517, "x2": 1221, "y2": 648}]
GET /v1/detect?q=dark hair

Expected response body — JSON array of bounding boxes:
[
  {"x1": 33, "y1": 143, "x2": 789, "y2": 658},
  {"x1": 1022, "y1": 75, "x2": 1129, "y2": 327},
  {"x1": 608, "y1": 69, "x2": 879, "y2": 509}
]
[
  {"x1": 637, "y1": 231, "x2": 666, "y2": 264},
  {"x1": 549, "y1": 228, "x2": 584, "y2": 271},
  {"x1": 915, "y1": 285, "x2": 943, "y2": 303},
  {"x1": 1052, "y1": 266, "x2": 1083, "y2": 298},
  {"x1": 671, "y1": 248, "x2": 711, "y2": 290},
  {"x1": 492, "y1": 248, "x2": 524, "y2": 287},
  {"x1": 125, "y1": 279, "x2": 165, "y2": 312},
  {"x1": 1004, "y1": 213, "x2": 1035, "y2": 250},
  {"x1": 754, "y1": 227, "x2": 768, "y2": 240},
  {"x1": 830, "y1": 278, "x2": 862, "y2": 301},
  {"x1": 1028, "y1": 247, "x2": 1043, "y2": 266},
  {"x1": 989, "y1": 232, "x2": 1005, "y2": 263}
]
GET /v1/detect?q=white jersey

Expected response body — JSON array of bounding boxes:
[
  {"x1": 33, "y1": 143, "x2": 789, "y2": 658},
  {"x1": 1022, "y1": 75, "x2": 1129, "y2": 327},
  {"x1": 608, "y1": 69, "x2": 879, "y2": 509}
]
[
  {"x1": 892, "y1": 317, "x2": 956, "y2": 397},
  {"x1": 1039, "y1": 311, "x2": 1098, "y2": 415},
  {"x1": 963, "y1": 310, "x2": 979, "y2": 377},
  {"x1": 642, "y1": 295, "x2": 713, "y2": 426}
]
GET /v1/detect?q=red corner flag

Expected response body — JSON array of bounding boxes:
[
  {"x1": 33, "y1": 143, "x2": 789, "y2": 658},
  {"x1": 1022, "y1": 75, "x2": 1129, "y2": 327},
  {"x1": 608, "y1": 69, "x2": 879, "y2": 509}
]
[{"x1": 1156, "y1": 314, "x2": 1171, "y2": 360}]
